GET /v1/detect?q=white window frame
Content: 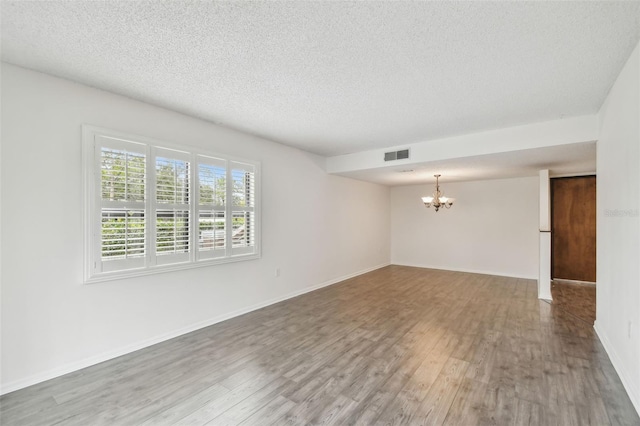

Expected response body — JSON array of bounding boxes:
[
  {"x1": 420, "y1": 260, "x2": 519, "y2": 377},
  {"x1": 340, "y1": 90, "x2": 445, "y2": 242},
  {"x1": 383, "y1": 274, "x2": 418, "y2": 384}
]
[{"x1": 83, "y1": 125, "x2": 261, "y2": 283}]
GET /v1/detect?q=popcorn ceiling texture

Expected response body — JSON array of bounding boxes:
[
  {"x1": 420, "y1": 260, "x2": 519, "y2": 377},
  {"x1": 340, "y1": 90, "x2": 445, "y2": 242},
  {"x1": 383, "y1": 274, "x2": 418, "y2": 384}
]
[{"x1": 1, "y1": 1, "x2": 639, "y2": 156}]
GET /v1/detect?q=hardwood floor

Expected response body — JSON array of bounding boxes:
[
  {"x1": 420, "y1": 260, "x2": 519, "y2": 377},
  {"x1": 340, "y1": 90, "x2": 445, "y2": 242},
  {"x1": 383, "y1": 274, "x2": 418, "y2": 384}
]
[
  {"x1": 1, "y1": 266, "x2": 638, "y2": 425},
  {"x1": 551, "y1": 280, "x2": 597, "y2": 325}
]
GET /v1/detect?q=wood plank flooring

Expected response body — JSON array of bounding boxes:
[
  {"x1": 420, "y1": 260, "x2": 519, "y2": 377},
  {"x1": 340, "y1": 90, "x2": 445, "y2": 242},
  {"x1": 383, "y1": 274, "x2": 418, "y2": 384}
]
[
  {"x1": 551, "y1": 280, "x2": 597, "y2": 325},
  {"x1": 1, "y1": 266, "x2": 638, "y2": 425}
]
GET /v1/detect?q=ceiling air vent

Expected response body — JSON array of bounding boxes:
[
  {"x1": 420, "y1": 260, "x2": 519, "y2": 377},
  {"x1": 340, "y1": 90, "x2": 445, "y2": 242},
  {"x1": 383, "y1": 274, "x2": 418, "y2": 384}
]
[{"x1": 384, "y1": 149, "x2": 410, "y2": 161}]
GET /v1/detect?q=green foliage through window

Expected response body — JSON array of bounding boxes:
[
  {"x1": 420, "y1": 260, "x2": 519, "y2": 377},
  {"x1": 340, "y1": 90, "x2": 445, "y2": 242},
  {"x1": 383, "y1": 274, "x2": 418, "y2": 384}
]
[
  {"x1": 101, "y1": 148, "x2": 145, "y2": 202},
  {"x1": 89, "y1": 128, "x2": 259, "y2": 279},
  {"x1": 101, "y1": 210, "x2": 145, "y2": 258}
]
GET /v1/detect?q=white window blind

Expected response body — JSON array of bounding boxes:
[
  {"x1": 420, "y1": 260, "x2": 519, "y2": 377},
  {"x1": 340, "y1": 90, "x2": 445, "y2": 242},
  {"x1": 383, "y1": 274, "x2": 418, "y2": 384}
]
[
  {"x1": 97, "y1": 137, "x2": 147, "y2": 273},
  {"x1": 84, "y1": 126, "x2": 260, "y2": 283},
  {"x1": 230, "y1": 162, "x2": 256, "y2": 255},
  {"x1": 197, "y1": 156, "x2": 227, "y2": 260},
  {"x1": 155, "y1": 150, "x2": 191, "y2": 265}
]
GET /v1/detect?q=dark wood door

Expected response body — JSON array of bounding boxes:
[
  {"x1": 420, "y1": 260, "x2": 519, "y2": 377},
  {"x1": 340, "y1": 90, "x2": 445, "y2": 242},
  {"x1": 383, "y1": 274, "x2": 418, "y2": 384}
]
[{"x1": 551, "y1": 176, "x2": 596, "y2": 282}]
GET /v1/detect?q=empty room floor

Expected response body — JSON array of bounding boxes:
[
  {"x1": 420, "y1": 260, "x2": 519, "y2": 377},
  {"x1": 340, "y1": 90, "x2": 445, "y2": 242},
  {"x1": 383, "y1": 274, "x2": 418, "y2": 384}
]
[
  {"x1": 1, "y1": 266, "x2": 638, "y2": 425},
  {"x1": 551, "y1": 279, "x2": 597, "y2": 325}
]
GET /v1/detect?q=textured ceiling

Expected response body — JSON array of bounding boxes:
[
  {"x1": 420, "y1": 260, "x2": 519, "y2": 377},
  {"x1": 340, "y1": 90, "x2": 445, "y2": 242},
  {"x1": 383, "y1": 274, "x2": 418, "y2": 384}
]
[{"x1": 1, "y1": 1, "x2": 639, "y2": 157}]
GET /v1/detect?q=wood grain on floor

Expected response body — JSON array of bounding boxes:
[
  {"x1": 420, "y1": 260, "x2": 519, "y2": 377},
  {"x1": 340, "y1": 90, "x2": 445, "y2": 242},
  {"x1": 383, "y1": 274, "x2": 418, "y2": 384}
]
[
  {"x1": 551, "y1": 280, "x2": 596, "y2": 325},
  {"x1": 1, "y1": 266, "x2": 637, "y2": 425}
]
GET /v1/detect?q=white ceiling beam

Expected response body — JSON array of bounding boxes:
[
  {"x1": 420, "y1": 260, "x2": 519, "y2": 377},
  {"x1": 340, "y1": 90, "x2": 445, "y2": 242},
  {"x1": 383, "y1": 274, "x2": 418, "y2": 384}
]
[{"x1": 326, "y1": 115, "x2": 598, "y2": 175}]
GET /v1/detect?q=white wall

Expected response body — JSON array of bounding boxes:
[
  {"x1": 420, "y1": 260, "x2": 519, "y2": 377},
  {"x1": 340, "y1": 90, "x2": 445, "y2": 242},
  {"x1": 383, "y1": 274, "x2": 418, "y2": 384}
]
[
  {"x1": 390, "y1": 177, "x2": 539, "y2": 279},
  {"x1": 596, "y1": 41, "x2": 640, "y2": 414},
  {"x1": 0, "y1": 63, "x2": 391, "y2": 393}
]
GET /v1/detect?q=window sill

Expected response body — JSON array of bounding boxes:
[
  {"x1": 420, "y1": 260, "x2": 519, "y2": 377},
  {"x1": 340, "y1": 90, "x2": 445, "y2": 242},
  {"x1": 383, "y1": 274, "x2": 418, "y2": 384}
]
[{"x1": 84, "y1": 252, "x2": 260, "y2": 284}]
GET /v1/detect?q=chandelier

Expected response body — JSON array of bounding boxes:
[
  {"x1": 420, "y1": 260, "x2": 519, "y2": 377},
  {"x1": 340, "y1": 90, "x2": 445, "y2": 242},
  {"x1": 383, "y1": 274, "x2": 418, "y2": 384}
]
[{"x1": 422, "y1": 174, "x2": 454, "y2": 212}]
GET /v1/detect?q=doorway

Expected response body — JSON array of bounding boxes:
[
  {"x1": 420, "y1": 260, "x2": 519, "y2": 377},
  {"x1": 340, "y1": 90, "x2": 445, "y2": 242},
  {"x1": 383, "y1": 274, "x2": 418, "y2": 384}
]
[{"x1": 550, "y1": 175, "x2": 596, "y2": 323}]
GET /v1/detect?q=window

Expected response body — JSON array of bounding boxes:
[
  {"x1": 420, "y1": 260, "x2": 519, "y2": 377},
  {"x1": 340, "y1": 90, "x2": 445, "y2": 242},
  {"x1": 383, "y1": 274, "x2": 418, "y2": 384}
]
[{"x1": 84, "y1": 126, "x2": 260, "y2": 282}]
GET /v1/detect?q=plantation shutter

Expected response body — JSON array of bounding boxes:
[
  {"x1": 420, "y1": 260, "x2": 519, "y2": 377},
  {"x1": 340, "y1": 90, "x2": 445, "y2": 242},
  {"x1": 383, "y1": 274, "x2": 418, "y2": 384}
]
[
  {"x1": 154, "y1": 148, "x2": 191, "y2": 265},
  {"x1": 97, "y1": 136, "x2": 147, "y2": 273},
  {"x1": 196, "y1": 155, "x2": 227, "y2": 260},
  {"x1": 230, "y1": 161, "x2": 256, "y2": 256},
  {"x1": 85, "y1": 125, "x2": 261, "y2": 282}
]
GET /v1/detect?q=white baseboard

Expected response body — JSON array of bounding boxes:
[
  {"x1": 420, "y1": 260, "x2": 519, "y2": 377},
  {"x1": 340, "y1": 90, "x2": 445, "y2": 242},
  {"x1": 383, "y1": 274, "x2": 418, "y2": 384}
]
[
  {"x1": 594, "y1": 322, "x2": 640, "y2": 416},
  {"x1": 0, "y1": 262, "x2": 390, "y2": 395},
  {"x1": 391, "y1": 262, "x2": 537, "y2": 281}
]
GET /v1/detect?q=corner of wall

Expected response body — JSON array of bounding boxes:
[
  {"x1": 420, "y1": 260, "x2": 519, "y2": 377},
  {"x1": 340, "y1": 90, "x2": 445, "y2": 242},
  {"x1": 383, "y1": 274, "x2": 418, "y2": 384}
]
[{"x1": 594, "y1": 323, "x2": 640, "y2": 415}]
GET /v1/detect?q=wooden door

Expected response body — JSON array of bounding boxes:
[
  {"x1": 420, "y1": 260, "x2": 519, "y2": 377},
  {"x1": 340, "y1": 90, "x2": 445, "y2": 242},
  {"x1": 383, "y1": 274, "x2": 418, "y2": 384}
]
[{"x1": 551, "y1": 176, "x2": 596, "y2": 282}]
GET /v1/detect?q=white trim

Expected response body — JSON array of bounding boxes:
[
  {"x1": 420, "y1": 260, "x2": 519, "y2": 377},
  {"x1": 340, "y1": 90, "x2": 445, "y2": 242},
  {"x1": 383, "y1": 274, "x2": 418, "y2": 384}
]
[
  {"x1": 85, "y1": 251, "x2": 260, "y2": 284},
  {"x1": 594, "y1": 322, "x2": 640, "y2": 416},
  {"x1": 550, "y1": 172, "x2": 597, "y2": 179},
  {"x1": 0, "y1": 263, "x2": 390, "y2": 395},
  {"x1": 390, "y1": 262, "x2": 537, "y2": 280},
  {"x1": 84, "y1": 125, "x2": 258, "y2": 165},
  {"x1": 82, "y1": 125, "x2": 95, "y2": 282}
]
